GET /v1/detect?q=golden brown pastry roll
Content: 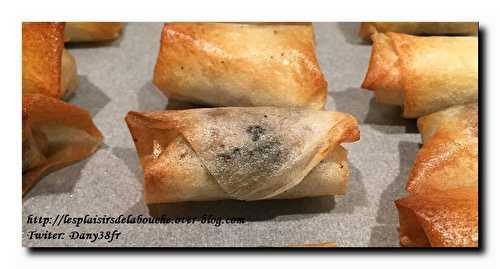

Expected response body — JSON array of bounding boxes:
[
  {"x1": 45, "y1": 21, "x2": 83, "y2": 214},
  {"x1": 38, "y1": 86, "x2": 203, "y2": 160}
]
[
  {"x1": 361, "y1": 32, "x2": 478, "y2": 118},
  {"x1": 395, "y1": 187, "x2": 478, "y2": 247},
  {"x1": 359, "y1": 22, "x2": 478, "y2": 40},
  {"x1": 64, "y1": 22, "x2": 123, "y2": 42},
  {"x1": 407, "y1": 104, "x2": 478, "y2": 194},
  {"x1": 153, "y1": 23, "x2": 327, "y2": 109},
  {"x1": 22, "y1": 22, "x2": 78, "y2": 99},
  {"x1": 22, "y1": 94, "x2": 103, "y2": 195},
  {"x1": 125, "y1": 107, "x2": 359, "y2": 204}
]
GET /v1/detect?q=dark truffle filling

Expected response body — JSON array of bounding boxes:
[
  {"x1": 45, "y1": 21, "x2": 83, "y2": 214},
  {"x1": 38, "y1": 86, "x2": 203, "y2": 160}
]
[
  {"x1": 214, "y1": 125, "x2": 289, "y2": 179},
  {"x1": 245, "y1": 125, "x2": 266, "y2": 142}
]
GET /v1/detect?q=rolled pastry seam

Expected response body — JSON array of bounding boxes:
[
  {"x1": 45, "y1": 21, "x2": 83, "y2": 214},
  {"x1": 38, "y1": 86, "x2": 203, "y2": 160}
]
[
  {"x1": 22, "y1": 22, "x2": 79, "y2": 99},
  {"x1": 64, "y1": 22, "x2": 123, "y2": 42},
  {"x1": 362, "y1": 32, "x2": 478, "y2": 118},
  {"x1": 407, "y1": 103, "x2": 478, "y2": 194},
  {"x1": 22, "y1": 94, "x2": 103, "y2": 195},
  {"x1": 395, "y1": 187, "x2": 478, "y2": 247},
  {"x1": 125, "y1": 107, "x2": 359, "y2": 204},
  {"x1": 359, "y1": 22, "x2": 478, "y2": 41},
  {"x1": 153, "y1": 23, "x2": 327, "y2": 109}
]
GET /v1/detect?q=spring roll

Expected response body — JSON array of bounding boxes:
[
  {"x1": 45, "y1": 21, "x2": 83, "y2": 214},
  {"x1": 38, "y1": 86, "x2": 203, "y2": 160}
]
[
  {"x1": 407, "y1": 104, "x2": 478, "y2": 194},
  {"x1": 22, "y1": 94, "x2": 103, "y2": 195},
  {"x1": 22, "y1": 22, "x2": 78, "y2": 99},
  {"x1": 125, "y1": 107, "x2": 359, "y2": 204},
  {"x1": 153, "y1": 23, "x2": 328, "y2": 109},
  {"x1": 395, "y1": 187, "x2": 478, "y2": 247},
  {"x1": 396, "y1": 104, "x2": 478, "y2": 247},
  {"x1": 64, "y1": 22, "x2": 123, "y2": 42},
  {"x1": 359, "y1": 22, "x2": 478, "y2": 40},
  {"x1": 361, "y1": 32, "x2": 478, "y2": 118},
  {"x1": 22, "y1": 22, "x2": 78, "y2": 98}
]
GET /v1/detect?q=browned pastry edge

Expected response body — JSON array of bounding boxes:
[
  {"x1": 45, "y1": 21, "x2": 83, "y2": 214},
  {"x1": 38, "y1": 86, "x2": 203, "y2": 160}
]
[
  {"x1": 64, "y1": 22, "x2": 123, "y2": 42},
  {"x1": 22, "y1": 22, "x2": 65, "y2": 98},
  {"x1": 125, "y1": 107, "x2": 360, "y2": 203},
  {"x1": 22, "y1": 94, "x2": 103, "y2": 195},
  {"x1": 395, "y1": 187, "x2": 478, "y2": 247},
  {"x1": 153, "y1": 22, "x2": 327, "y2": 109}
]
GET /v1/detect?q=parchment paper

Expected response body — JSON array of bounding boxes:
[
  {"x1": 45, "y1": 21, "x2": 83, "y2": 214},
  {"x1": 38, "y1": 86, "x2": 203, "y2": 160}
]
[{"x1": 22, "y1": 22, "x2": 421, "y2": 247}]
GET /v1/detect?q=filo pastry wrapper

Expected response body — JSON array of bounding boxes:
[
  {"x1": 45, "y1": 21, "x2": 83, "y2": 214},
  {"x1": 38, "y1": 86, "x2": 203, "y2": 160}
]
[
  {"x1": 407, "y1": 103, "x2": 478, "y2": 194},
  {"x1": 64, "y1": 22, "x2": 123, "y2": 42},
  {"x1": 396, "y1": 104, "x2": 478, "y2": 247},
  {"x1": 153, "y1": 23, "x2": 328, "y2": 109},
  {"x1": 125, "y1": 107, "x2": 360, "y2": 204},
  {"x1": 359, "y1": 22, "x2": 478, "y2": 41},
  {"x1": 22, "y1": 94, "x2": 103, "y2": 195},
  {"x1": 22, "y1": 22, "x2": 78, "y2": 99},
  {"x1": 395, "y1": 187, "x2": 478, "y2": 247},
  {"x1": 361, "y1": 32, "x2": 478, "y2": 118}
]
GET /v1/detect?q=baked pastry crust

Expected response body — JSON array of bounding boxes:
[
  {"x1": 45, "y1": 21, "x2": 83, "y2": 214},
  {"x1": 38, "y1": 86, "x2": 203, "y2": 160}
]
[
  {"x1": 153, "y1": 23, "x2": 327, "y2": 109},
  {"x1": 22, "y1": 94, "x2": 103, "y2": 195},
  {"x1": 407, "y1": 104, "x2": 478, "y2": 193},
  {"x1": 64, "y1": 22, "x2": 123, "y2": 42},
  {"x1": 22, "y1": 22, "x2": 78, "y2": 98},
  {"x1": 395, "y1": 187, "x2": 478, "y2": 247},
  {"x1": 396, "y1": 104, "x2": 478, "y2": 247},
  {"x1": 362, "y1": 32, "x2": 478, "y2": 118},
  {"x1": 125, "y1": 107, "x2": 359, "y2": 204},
  {"x1": 359, "y1": 22, "x2": 478, "y2": 40}
]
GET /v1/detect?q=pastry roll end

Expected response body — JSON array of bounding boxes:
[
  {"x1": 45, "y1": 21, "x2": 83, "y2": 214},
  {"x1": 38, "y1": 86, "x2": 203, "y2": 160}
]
[
  {"x1": 362, "y1": 32, "x2": 478, "y2": 118},
  {"x1": 22, "y1": 94, "x2": 103, "y2": 195},
  {"x1": 64, "y1": 22, "x2": 123, "y2": 42},
  {"x1": 395, "y1": 187, "x2": 478, "y2": 247},
  {"x1": 407, "y1": 104, "x2": 478, "y2": 194},
  {"x1": 22, "y1": 22, "x2": 65, "y2": 98},
  {"x1": 22, "y1": 22, "x2": 79, "y2": 99},
  {"x1": 359, "y1": 22, "x2": 479, "y2": 41},
  {"x1": 361, "y1": 33, "x2": 404, "y2": 106}
]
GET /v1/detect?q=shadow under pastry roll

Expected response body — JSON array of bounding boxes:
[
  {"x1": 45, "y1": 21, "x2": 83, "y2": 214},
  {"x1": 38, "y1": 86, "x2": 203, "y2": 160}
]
[
  {"x1": 153, "y1": 23, "x2": 327, "y2": 109},
  {"x1": 125, "y1": 107, "x2": 359, "y2": 204},
  {"x1": 359, "y1": 22, "x2": 478, "y2": 41},
  {"x1": 22, "y1": 94, "x2": 103, "y2": 195},
  {"x1": 361, "y1": 32, "x2": 478, "y2": 118},
  {"x1": 22, "y1": 22, "x2": 78, "y2": 99},
  {"x1": 64, "y1": 22, "x2": 123, "y2": 42}
]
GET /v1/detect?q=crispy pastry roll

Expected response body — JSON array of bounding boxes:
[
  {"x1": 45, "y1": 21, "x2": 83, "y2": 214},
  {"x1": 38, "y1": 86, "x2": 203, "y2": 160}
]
[
  {"x1": 407, "y1": 104, "x2": 478, "y2": 194},
  {"x1": 22, "y1": 94, "x2": 103, "y2": 195},
  {"x1": 153, "y1": 23, "x2": 328, "y2": 109},
  {"x1": 361, "y1": 32, "x2": 478, "y2": 118},
  {"x1": 395, "y1": 187, "x2": 478, "y2": 247},
  {"x1": 359, "y1": 22, "x2": 478, "y2": 40},
  {"x1": 22, "y1": 22, "x2": 78, "y2": 99},
  {"x1": 125, "y1": 107, "x2": 360, "y2": 204},
  {"x1": 64, "y1": 22, "x2": 123, "y2": 42}
]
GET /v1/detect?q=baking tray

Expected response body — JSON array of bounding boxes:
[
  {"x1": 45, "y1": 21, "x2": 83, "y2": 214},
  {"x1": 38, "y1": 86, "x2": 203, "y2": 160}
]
[{"x1": 22, "y1": 22, "x2": 421, "y2": 247}]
